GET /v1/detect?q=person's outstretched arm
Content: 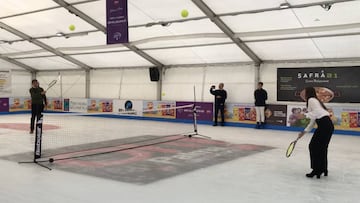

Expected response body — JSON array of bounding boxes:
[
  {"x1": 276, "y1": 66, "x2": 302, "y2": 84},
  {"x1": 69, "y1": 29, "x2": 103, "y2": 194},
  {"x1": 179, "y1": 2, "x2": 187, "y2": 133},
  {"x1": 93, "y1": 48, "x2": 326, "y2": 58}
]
[{"x1": 210, "y1": 85, "x2": 216, "y2": 95}]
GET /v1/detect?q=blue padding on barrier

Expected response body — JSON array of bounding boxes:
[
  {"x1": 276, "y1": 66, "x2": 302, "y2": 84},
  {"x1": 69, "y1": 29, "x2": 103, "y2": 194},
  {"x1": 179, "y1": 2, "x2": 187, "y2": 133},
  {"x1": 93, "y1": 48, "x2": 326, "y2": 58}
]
[{"x1": 0, "y1": 111, "x2": 30, "y2": 115}]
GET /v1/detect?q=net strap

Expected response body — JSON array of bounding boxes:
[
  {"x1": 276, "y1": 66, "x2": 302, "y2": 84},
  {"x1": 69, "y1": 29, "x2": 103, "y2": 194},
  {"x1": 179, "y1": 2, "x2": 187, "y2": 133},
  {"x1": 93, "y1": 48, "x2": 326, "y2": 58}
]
[{"x1": 37, "y1": 135, "x2": 188, "y2": 163}]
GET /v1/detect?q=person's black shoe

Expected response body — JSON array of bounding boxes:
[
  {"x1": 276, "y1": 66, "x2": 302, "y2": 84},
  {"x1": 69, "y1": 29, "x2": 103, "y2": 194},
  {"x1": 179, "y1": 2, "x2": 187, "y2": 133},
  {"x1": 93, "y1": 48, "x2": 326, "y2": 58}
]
[
  {"x1": 306, "y1": 170, "x2": 321, "y2": 179},
  {"x1": 220, "y1": 123, "x2": 224, "y2": 126},
  {"x1": 213, "y1": 123, "x2": 218, "y2": 126},
  {"x1": 29, "y1": 130, "x2": 34, "y2": 134}
]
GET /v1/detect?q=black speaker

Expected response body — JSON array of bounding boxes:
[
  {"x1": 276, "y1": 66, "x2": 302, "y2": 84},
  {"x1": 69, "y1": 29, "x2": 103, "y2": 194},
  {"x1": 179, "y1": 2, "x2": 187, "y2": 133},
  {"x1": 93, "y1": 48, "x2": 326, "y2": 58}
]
[{"x1": 149, "y1": 67, "x2": 160, "y2": 81}]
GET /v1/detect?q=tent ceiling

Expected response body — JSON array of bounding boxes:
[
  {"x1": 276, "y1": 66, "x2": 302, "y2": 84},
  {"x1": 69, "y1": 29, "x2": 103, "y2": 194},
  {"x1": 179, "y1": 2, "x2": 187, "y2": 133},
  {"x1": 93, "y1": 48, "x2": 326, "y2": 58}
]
[
  {"x1": 247, "y1": 39, "x2": 324, "y2": 60},
  {"x1": 313, "y1": 35, "x2": 360, "y2": 58},
  {"x1": 0, "y1": 0, "x2": 359, "y2": 72},
  {"x1": 0, "y1": 29, "x2": 21, "y2": 41},
  {"x1": 17, "y1": 56, "x2": 81, "y2": 70},
  {"x1": 144, "y1": 44, "x2": 251, "y2": 65},
  {"x1": 0, "y1": 58, "x2": 25, "y2": 70},
  {"x1": 135, "y1": 37, "x2": 232, "y2": 49},
  {"x1": 203, "y1": 0, "x2": 286, "y2": 13},
  {"x1": 1, "y1": 9, "x2": 96, "y2": 37},
  {"x1": 38, "y1": 32, "x2": 111, "y2": 48},
  {"x1": 71, "y1": 52, "x2": 154, "y2": 68},
  {"x1": 0, "y1": 0, "x2": 58, "y2": 17},
  {"x1": 291, "y1": 1, "x2": 360, "y2": 27},
  {"x1": 221, "y1": 10, "x2": 303, "y2": 33},
  {"x1": 0, "y1": 41, "x2": 44, "y2": 54},
  {"x1": 129, "y1": 19, "x2": 224, "y2": 42}
]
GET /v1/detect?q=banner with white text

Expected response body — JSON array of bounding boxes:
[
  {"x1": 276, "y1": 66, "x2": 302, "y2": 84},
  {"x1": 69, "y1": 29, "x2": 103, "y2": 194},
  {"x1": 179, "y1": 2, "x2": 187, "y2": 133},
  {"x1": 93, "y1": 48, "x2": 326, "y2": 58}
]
[{"x1": 277, "y1": 67, "x2": 360, "y2": 103}]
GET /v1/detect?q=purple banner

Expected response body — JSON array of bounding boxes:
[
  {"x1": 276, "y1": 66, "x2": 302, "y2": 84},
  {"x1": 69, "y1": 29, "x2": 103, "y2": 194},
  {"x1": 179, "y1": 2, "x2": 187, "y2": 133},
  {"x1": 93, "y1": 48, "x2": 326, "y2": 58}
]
[
  {"x1": 106, "y1": 0, "x2": 129, "y2": 44},
  {"x1": 0, "y1": 98, "x2": 9, "y2": 112},
  {"x1": 176, "y1": 102, "x2": 213, "y2": 121}
]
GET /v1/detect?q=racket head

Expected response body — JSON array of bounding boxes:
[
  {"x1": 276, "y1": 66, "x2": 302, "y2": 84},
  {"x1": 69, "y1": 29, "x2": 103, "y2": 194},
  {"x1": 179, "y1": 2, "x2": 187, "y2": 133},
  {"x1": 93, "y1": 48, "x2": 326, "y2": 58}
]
[
  {"x1": 286, "y1": 140, "x2": 297, "y2": 157},
  {"x1": 46, "y1": 78, "x2": 59, "y2": 91},
  {"x1": 48, "y1": 80, "x2": 57, "y2": 86}
]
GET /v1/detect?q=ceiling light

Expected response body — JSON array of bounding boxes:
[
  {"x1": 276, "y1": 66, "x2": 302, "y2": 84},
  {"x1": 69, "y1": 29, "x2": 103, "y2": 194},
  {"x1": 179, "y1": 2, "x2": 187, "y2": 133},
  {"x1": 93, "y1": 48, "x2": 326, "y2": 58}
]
[
  {"x1": 145, "y1": 22, "x2": 156, "y2": 27},
  {"x1": 56, "y1": 32, "x2": 65, "y2": 37},
  {"x1": 279, "y1": 3, "x2": 290, "y2": 9},
  {"x1": 321, "y1": 4, "x2": 332, "y2": 11},
  {"x1": 160, "y1": 22, "x2": 171, "y2": 27}
]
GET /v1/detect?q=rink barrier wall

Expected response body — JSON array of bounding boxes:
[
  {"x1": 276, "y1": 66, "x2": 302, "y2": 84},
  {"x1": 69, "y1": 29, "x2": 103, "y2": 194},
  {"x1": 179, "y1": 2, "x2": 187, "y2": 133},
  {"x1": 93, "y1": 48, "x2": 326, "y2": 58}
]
[{"x1": 1, "y1": 97, "x2": 360, "y2": 136}]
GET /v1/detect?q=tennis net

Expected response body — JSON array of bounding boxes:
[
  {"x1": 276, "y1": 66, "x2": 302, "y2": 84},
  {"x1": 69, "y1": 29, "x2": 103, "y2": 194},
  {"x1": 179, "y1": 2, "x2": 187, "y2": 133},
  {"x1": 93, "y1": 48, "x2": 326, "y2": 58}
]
[{"x1": 33, "y1": 104, "x2": 197, "y2": 163}]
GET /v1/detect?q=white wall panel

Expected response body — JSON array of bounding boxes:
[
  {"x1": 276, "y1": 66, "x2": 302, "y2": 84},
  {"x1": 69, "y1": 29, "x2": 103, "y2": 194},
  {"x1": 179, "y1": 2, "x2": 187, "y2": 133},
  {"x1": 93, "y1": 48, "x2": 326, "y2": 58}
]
[
  {"x1": 90, "y1": 70, "x2": 122, "y2": 99},
  {"x1": 162, "y1": 67, "x2": 204, "y2": 101},
  {"x1": 9, "y1": 62, "x2": 360, "y2": 104},
  {"x1": 162, "y1": 65, "x2": 256, "y2": 103},
  {"x1": 90, "y1": 69, "x2": 157, "y2": 100},
  {"x1": 11, "y1": 71, "x2": 32, "y2": 97},
  {"x1": 37, "y1": 71, "x2": 86, "y2": 98},
  {"x1": 204, "y1": 66, "x2": 255, "y2": 103},
  {"x1": 120, "y1": 69, "x2": 157, "y2": 100}
]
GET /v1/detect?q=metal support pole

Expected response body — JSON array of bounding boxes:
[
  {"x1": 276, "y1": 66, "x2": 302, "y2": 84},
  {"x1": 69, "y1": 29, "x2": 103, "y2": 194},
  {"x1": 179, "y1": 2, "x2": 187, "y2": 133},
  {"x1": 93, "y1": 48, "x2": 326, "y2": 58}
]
[{"x1": 85, "y1": 70, "x2": 90, "y2": 98}]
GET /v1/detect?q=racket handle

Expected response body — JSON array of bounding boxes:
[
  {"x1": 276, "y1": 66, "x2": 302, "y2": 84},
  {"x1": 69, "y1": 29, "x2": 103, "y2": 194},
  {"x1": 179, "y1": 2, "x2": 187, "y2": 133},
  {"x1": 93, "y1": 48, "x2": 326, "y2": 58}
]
[{"x1": 297, "y1": 131, "x2": 305, "y2": 140}]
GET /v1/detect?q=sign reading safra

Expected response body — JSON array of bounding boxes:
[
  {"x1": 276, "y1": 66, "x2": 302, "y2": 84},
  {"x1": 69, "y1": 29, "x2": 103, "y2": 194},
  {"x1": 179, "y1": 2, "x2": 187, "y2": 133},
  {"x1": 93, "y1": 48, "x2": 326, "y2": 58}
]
[{"x1": 277, "y1": 67, "x2": 360, "y2": 103}]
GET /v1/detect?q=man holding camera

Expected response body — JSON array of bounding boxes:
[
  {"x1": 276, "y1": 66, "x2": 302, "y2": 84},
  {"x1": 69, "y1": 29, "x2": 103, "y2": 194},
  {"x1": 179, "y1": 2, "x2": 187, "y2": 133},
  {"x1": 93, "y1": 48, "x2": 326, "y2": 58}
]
[{"x1": 210, "y1": 83, "x2": 227, "y2": 126}]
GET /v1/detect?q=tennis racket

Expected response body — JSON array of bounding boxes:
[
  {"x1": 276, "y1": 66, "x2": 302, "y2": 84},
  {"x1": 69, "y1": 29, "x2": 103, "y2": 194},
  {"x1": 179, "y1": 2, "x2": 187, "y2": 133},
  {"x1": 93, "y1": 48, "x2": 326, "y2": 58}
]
[
  {"x1": 45, "y1": 75, "x2": 60, "y2": 91},
  {"x1": 286, "y1": 137, "x2": 300, "y2": 158}
]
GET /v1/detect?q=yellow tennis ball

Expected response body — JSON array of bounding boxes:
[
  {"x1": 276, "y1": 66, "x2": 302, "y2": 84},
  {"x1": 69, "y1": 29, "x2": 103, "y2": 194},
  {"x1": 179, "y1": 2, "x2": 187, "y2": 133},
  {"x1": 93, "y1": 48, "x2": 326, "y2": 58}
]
[
  {"x1": 181, "y1": 9, "x2": 189, "y2": 18},
  {"x1": 69, "y1": 24, "x2": 75, "y2": 31}
]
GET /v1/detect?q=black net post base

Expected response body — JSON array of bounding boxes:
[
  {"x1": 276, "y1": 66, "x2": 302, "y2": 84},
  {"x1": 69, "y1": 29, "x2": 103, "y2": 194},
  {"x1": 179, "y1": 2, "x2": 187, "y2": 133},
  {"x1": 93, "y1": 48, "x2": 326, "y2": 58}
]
[
  {"x1": 18, "y1": 114, "x2": 52, "y2": 170},
  {"x1": 185, "y1": 107, "x2": 211, "y2": 139},
  {"x1": 18, "y1": 160, "x2": 52, "y2": 170}
]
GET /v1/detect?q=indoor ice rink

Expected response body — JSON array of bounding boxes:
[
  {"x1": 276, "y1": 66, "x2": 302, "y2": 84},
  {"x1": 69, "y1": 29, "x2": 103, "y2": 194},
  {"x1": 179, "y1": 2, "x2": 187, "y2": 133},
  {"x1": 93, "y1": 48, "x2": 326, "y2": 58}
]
[
  {"x1": 1, "y1": 0, "x2": 360, "y2": 203},
  {"x1": 0, "y1": 114, "x2": 360, "y2": 203}
]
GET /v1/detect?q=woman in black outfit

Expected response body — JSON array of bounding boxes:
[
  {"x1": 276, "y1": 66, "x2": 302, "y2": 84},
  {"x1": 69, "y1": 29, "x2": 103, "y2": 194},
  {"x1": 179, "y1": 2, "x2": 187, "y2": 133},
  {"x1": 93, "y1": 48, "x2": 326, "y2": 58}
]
[{"x1": 298, "y1": 87, "x2": 334, "y2": 179}]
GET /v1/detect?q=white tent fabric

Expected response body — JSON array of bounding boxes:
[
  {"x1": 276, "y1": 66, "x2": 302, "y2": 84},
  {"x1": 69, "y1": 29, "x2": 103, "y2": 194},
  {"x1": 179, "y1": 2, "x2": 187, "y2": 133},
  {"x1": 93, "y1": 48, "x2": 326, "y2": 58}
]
[{"x1": 0, "y1": 0, "x2": 359, "y2": 71}]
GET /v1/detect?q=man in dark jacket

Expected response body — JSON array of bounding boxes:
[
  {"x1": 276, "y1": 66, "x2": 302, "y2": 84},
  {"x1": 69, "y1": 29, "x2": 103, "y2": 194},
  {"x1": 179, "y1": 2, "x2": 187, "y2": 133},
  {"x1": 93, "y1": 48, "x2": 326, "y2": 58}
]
[
  {"x1": 29, "y1": 79, "x2": 47, "y2": 134},
  {"x1": 210, "y1": 83, "x2": 227, "y2": 126},
  {"x1": 254, "y1": 82, "x2": 267, "y2": 129}
]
